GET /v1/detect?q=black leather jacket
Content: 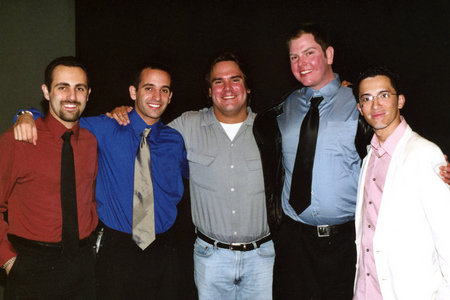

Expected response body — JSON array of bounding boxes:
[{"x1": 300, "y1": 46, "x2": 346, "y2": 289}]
[{"x1": 253, "y1": 101, "x2": 372, "y2": 234}]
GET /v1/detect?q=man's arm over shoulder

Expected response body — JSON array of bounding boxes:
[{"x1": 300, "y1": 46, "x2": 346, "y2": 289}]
[
  {"x1": 79, "y1": 114, "x2": 120, "y2": 142},
  {"x1": 13, "y1": 108, "x2": 43, "y2": 145}
]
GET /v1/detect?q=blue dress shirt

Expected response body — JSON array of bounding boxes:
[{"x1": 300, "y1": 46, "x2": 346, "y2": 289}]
[
  {"x1": 22, "y1": 109, "x2": 188, "y2": 234},
  {"x1": 278, "y1": 74, "x2": 361, "y2": 226}
]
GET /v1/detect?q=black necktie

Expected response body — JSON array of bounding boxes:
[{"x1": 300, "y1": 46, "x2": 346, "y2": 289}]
[
  {"x1": 289, "y1": 96, "x2": 324, "y2": 214},
  {"x1": 61, "y1": 131, "x2": 79, "y2": 257}
]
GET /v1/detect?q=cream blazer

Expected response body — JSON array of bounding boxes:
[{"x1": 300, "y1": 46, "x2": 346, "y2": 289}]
[{"x1": 354, "y1": 126, "x2": 450, "y2": 300}]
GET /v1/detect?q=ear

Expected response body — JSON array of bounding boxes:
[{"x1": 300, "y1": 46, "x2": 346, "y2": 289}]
[
  {"x1": 208, "y1": 87, "x2": 212, "y2": 98},
  {"x1": 129, "y1": 85, "x2": 137, "y2": 101},
  {"x1": 397, "y1": 94, "x2": 405, "y2": 109},
  {"x1": 168, "y1": 91, "x2": 173, "y2": 104},
  {"x1": 325, "y1": 46, "x2": 334, "y2": 65},
  {"x1": 87, "y1": 88, "x2": 91, "y2": 101},
  {"x1": 357, "y1": 103, "x2": 364, "y2": 115},
  {"x1": 41, "y1": 84, "x2": 50, "y2": 101}
]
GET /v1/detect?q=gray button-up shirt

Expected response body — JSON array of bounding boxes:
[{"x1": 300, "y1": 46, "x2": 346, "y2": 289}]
[{"x1": 170, "y1": 107, "x2": 269, "y2": 243}]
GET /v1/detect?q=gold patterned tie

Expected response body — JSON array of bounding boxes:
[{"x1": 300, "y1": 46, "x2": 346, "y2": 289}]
[{"x1": 132, "y1": 128, "x2": 155, "y2": 250}]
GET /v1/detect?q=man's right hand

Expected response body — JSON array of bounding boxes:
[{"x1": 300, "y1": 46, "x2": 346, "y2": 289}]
[
  {"x1": 14, "y1": 114, "x2": 38, "y2": 145},
  {"x1": 3, "y1": 256, "x2": 16, "y2": 275},
  {"x1": 106, "y1": 106, "x2": 133, "y2": 126}
]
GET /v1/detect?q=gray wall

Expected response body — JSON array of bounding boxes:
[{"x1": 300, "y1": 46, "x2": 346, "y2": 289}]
[{"x1": 0, "y1": 0, "x2": 75, "y2": 134}]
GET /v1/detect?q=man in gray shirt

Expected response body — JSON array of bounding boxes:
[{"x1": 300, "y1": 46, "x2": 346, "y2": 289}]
[{"x1": 109, "y1": 53, "x2": 273, "y2": 299}]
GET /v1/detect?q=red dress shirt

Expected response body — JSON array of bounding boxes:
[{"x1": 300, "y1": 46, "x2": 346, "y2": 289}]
[{"x1": 0, "y1": 114, "x2": 98, "y2": 265}]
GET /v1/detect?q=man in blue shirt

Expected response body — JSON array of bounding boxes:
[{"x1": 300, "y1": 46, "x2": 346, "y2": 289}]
[{"x1": 14, "y1": 63, "x2": 189, "y2": 299}]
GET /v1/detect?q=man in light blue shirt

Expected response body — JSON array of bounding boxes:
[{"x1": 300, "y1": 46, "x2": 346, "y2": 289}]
[{"x1": 254, "y1": 23, "x2": 369, "y2": 299}]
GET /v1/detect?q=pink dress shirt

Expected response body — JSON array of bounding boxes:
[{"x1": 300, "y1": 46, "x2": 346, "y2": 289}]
[{"x1": 354, "y1": 117, "x2": 407, "y2": 300}]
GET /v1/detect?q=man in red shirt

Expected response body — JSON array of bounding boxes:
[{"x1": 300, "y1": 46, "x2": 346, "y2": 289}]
[{"x1": 0, "y1": 56, "x2": 98, "y2": 299}]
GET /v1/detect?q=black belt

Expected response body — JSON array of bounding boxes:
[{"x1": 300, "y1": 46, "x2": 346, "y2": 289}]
[
  {"x1": 285, "y1": 218, "x2": 354, "y2": 238},
  {"x1": 8, "y1": 234, "x2": 92, "y2": 251},
  {"x1": 196, "y1": 231, "x2": 271, "y2": 251}
]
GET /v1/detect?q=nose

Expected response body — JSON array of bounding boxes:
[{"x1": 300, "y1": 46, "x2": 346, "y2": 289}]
[
  {"x1": 223, "y1": 80, "x2": 232, "y2": 91},
  {"x1": 67, "y1": 88, "x2": 76, "y2": 100},
  {"x1": 153, "y1": 89, "x2": 161, "y2": 101},
  {"x1": 372, "y1": 96, "x2": 382, "y2": 108}
]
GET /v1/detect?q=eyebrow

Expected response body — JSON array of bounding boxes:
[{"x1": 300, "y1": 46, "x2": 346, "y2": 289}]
[
  {"x1": 211, "y1": 75, "x2": 243, "y2": 82},
  {"x1": 54, "y1": 82, "x2": 88, "y2": 89},
  {"x1": 360, "y1": 89, "x2": 390, "y2": 96},
  {"x1": 301, "y1": 47, "x2": 317, "y2": 54},
  {"x1": 141, "y1": 83, "x2": 171, "y2": 90}
]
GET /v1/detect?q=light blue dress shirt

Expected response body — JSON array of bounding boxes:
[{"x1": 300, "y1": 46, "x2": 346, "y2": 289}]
[{"x1": 278, "y1": 74, "x2": 361, "y2": 226}]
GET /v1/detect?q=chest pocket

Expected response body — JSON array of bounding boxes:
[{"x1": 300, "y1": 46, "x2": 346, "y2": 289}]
[
  {"x1": 187, "y1": 151, "x2": 217, "y2": 191},
  {"x1": 244, "y1": 157, "x2": 265, "y2": 195},
  {"x1": 320, "y1": 121, "x2": 356, "y2": 153}
]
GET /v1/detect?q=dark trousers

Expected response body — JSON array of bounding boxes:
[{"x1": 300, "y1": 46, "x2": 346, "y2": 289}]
[
  {"x1": 96, "y1": 225, "x2": 180, "y2": 300},
  {"x1": 4, "y1": 235, "x2": 96, "y2": 300},
  {"x1": 273, "y1": 217, "x2": 356, "y2": 300}
]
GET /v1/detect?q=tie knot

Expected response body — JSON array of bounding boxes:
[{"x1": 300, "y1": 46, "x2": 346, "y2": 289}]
[
  {"x1": 142, "y1": 128, "x2": 151, "y2": 138},
  {"x1": 62, "y1": 131, "x2": 73, "y2": 141},
  {"x1": 310, "y1": 96, "x2": 324, "y2": 108}
]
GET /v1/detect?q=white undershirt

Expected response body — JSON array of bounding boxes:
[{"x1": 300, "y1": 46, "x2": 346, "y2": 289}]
[{"x1": 220, "y1": 122, "x2": 243, "y2": 141}]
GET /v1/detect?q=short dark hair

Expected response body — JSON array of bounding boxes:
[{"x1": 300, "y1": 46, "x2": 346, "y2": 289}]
[
  {"x1": 205, "y1": 52, "x2": 250, "y2": 88},
  {"x1": 132, "y1": 62, "x2": 172, "y2": 91},
  {"x1": 286, "y1": 23, "x2": 331, "y2": 53},
  {"x1": 44, "y1": 56, "x2": 89, "y2": 91},
  {"x1": 353, "y1": 66, "x2": 402, "y2": 101}
]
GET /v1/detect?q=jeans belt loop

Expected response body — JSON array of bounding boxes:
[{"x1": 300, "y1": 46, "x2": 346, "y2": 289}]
[{"x1": 317, "y1": 225, "x2": 331, "y2": 237}]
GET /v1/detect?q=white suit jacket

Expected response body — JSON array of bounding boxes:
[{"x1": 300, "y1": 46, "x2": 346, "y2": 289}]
[{"x1": 355, "y1": 125, "x2": 450, "y2": 300}]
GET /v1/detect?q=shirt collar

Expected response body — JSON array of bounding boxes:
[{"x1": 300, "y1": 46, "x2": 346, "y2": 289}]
[
  {"x1": 129, "y1": 109, "x2": 163, "y2": 141},
  {"x1": 370, "y1": 116, "x2": 408, "y2": 158},
  {"x1": 202, "y1": 106, "x2": 255, "y2": 127},
  {"x1": 43, "y1": 113, "x2": 81, "y2": 143},
  {"x1": 301, "y1": 73, "x2": 341, "y2": 104}
]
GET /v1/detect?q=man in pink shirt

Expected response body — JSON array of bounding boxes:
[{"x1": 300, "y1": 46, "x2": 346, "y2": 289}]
[{"x1": 353, "y1": 66, "x2": 450, "y2": 299}]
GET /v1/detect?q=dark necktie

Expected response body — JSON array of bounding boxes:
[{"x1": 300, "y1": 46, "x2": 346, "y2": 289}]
[
  {"x1": 132, "y1": 128, "x2": 155, "y2": 250},
  {"x1": 61, "y1": 131, "x2": 79, "y2": 257},
  {"x1": 289, "y1": 96, "x2": 324, "y2": 214}
]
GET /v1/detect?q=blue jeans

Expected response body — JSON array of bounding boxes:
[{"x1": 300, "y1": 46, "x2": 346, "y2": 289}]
[{"x1": 194, "y1": 237, "x2": 275, "y2": 300}]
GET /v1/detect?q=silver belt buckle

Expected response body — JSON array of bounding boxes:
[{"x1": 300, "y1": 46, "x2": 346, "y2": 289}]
[{"x1": 317, "y1": 225, "x2": 330, "y2": 237}]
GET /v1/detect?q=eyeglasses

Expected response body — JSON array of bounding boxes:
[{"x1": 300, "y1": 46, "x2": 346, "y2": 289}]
[{"x1": 359, "y1": 91, "x2": 396, "y2": 103}]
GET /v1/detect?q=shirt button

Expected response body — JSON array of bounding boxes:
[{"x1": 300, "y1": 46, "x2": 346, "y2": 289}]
[
  {"x1": 231, "y1": 143, "x2": 234, "y2": 147},
  {"x1": 367, "y1": 273, "x2": 370, "y2": 276},
  {"x1": 233, "y1": 232, "x2": 237, "y2": 235},
  {"x1": 366, "y1": 248, "x2": 370, "y2": 252},
  {"x1": 231, "y1": 188, "x2": 235, "y2": 192},
  {"x1": 372, "y1": 178, "x2": 376, "y2": 181},
  {"x1": 232, "y1": 210, "x2": 236, "y2": 214},
  {"x1": 369, "y1": 201, "x2": 373, "y2": 205},
  {"x1": 368, "y1": 225, "x2": 371, "y2": 228},
  {"x1": 230, "y1": 165, "x2": 234, "y2": 169}
]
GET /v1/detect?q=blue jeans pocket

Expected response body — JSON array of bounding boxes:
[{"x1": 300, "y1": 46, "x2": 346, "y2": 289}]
[
  {"x1": 256, "y1": 240, "x2": 275, "y2": 258},
  {"x1": 194, "y1": 238, "x2": 215, "y2": 257}
]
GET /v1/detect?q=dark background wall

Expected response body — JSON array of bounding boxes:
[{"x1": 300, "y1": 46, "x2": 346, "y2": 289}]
[{"x1": 76, "y1": 0, "x2": 449, "y2": 153}]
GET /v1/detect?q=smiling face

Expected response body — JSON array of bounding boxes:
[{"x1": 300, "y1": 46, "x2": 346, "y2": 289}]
[
  {"x1": 208, "y1": 60, "x2": 250, "y2": 123},
  {"x1": 289, "y1": 33, "x2": 335, "y2": 90},
  {"x1": 42, "y1": 65, "x2": 90, "y2": 129},
  {"x1": 129, "y1": 68, "x2": 172, "y2": 125},
  {"x1": 357, "y1": 75, "x2": 405, "y2": 142}
]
